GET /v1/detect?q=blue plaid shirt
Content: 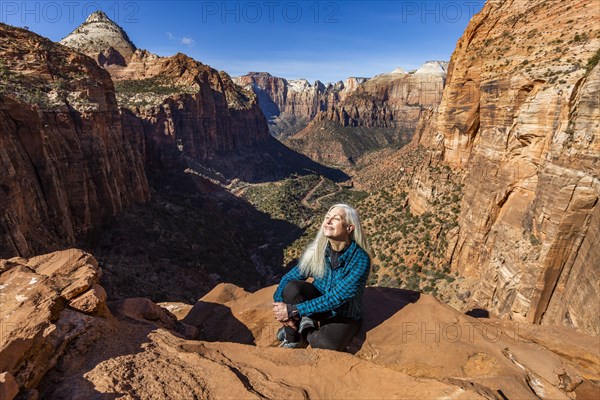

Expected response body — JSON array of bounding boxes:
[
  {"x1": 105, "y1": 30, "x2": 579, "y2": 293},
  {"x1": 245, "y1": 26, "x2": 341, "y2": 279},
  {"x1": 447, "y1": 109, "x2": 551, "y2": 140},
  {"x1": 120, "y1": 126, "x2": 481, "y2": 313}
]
[{"x1": 273, "y1": 241, "x2": 371, "y2": 321}]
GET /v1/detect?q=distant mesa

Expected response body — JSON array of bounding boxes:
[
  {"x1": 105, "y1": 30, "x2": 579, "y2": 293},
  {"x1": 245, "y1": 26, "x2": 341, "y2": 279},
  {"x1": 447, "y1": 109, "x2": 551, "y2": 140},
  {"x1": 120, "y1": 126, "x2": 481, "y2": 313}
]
[
  {"x1": 414, "y1": 60, "x2": 448, "y2": 75},
  {"x1": 60, "y1": 10, "x2": 137, "y2": 66}
]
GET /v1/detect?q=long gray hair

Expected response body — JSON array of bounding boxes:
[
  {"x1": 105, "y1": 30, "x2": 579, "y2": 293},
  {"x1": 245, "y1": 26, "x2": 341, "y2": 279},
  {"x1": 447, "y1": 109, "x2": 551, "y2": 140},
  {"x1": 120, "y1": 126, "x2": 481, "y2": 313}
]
[{"x1": 298, "y1": 204, "x2": 372, "y2": 278}]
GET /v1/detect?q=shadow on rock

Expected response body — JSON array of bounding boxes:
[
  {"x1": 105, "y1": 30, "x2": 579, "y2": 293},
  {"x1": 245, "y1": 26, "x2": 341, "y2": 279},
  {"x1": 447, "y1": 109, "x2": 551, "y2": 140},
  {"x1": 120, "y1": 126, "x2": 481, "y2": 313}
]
[
  {"x1": 182, "y1": 301, "x2": 255, "y2": 345},
  {"x1": 465, "y1": 308, "x2": 490, "y2": 318},
  {"x1": 348, "y1": 286, "x2": 421, "y2": 354},
  {"x1": 37, "y1": 298, "x2": 199, "y2": 399}
]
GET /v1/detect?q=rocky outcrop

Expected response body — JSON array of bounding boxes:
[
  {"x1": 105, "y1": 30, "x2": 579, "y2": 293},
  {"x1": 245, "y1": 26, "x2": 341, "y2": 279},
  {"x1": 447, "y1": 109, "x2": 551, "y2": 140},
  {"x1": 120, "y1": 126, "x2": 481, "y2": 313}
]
[
  {"x1": 284, "y1": 63, "x2": 447, "y2": 167},
  {"x1": 0, "y1": 24, "x2": 149, "y2": 258},
  {"x1": 4, "y1": 254, "x2": 597, "y2": 399},
  {"x1": 408, "y1": 0, "x2": 599, "y2": 334},
  {"x1": 0, "y1": 250, "x2": 106, "y2": 398},
  {"x1": 109, "y1": 51, "x2": 269, "y2": 164},
  {"x1": 233, "y1": 72, "x2": 368, "y2": 138},
  {"x1": 0, "y1": 249, "x2": 196, "y2": 400},
  {"x1": 60, "y1": 11, "x2": 136, "y2": 67}
]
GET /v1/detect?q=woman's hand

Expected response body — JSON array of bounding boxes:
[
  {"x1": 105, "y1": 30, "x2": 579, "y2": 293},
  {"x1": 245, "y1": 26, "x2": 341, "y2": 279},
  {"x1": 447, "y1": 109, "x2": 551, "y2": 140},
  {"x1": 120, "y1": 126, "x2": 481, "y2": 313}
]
[
  {"x1": 281, "y1": 319, "x2": 297, "y2": 329},
  {"x1": 272, "y1": 302, "x2": 289, "y2": 322}
]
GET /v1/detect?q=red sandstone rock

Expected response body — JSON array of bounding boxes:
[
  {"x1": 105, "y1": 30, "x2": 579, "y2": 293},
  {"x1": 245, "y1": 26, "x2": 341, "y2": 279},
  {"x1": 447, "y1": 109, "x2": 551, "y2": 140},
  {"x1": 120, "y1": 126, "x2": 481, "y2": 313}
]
[
  {"x1": 2, "y1": 250, "x2": 597, "y2": 399},
  {"x1": 68, "y1": 284, "x2": 108, "y2": 317},
  {"x1": 0, "y1": 250, "x2": 107, "y2": 393},
  {"x1": 0, "y1": 373, "x2": 19, "y2": 400},
  {"x1": 0, "y1": 24, "x2": 150, "y2": 258},
  {"x1": 409, "y1": 0, "x2": 600, "y2": 335}
]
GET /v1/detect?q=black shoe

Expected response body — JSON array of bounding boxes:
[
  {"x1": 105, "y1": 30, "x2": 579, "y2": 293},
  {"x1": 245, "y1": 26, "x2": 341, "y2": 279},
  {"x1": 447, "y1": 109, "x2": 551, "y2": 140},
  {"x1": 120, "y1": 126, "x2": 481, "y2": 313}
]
[
  {"x1": 298, "y1": 316, "x2": 316, "y2": 336},
  {"x1": 276, "y1": 327, "x2": 285, "y2": 342},
  {"x1": 278, "y1": 338, "x2": 308, "y2": 348}
]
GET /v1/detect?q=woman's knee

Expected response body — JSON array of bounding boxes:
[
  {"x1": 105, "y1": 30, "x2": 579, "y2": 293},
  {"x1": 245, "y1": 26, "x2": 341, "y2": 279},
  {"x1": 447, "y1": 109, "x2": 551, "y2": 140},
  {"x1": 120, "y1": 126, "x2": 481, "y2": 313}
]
[{"x1": 281, "y1": 280, "x2": 304, "y2": 304}]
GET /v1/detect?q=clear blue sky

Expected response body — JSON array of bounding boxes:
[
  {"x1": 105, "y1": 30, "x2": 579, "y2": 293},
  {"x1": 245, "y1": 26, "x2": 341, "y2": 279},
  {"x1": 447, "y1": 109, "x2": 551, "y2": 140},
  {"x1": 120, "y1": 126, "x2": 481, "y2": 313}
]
[{"x1": 1, "y1": 1, "x2": 485, "y2": 83}]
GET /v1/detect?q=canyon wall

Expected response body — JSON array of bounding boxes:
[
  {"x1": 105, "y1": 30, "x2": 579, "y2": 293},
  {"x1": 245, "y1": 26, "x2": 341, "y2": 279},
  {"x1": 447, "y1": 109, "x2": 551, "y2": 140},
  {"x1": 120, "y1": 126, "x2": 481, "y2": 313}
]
[
  {"x1": 233, "y1": 72, "x2": 366, "y2": 138},
  {"x1": 109, "y1": 51, "x2": 270, "y2": 165},
  {"x1": 1, "y1": 11, "x2": 271, "y2": 257},
  {"x1": 285, "y1": 63, "x2": 447, "y2": 167},
  {"x1": 414, "y1": 0, "x2": 599, "y2": 334},
  {"x1": 0, "y1": 24, "x2": 149, "y2": 258},
  {"x1": 61, "y1": 12, "x2": 270, "y2": 166},
  {"x1": 235, "y1": 63, "x2": 446, "y2": 142}
]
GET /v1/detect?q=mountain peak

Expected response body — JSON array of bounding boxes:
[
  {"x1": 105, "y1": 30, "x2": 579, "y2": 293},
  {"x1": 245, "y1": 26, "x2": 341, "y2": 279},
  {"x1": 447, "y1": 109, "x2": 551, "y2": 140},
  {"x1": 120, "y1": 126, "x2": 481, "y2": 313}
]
[
  {"x1": 60, "y1": 11, "x2": 137, "y2": 66},
  {"x1": 85, "y1": 10, "x2": 111, "y2": 23}
]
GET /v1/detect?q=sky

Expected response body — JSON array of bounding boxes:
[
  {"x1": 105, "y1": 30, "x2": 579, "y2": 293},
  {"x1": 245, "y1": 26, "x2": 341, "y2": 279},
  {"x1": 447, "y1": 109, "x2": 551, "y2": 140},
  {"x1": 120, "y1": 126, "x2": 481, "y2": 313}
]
[{"x1": 0, "y1": 0, "x2": 486, "y2": 83}]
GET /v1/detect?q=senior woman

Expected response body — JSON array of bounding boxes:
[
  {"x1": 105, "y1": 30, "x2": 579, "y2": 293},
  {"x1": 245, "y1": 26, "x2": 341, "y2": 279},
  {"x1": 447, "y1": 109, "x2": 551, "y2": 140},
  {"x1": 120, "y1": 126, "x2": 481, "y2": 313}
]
[{"x1": 272, "y1": 203, "x2": 372, "y2": 351}]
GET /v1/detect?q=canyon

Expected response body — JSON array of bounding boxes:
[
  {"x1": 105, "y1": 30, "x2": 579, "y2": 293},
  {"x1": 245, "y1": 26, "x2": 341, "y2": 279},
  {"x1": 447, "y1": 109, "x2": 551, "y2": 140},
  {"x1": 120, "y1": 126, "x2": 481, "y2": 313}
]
[
  {"x1": 0, "y1": 0, "x2": 599, "y2": 398},
  {"x1": 236, "y1": 61, "x2": 448, "y2": 167}
]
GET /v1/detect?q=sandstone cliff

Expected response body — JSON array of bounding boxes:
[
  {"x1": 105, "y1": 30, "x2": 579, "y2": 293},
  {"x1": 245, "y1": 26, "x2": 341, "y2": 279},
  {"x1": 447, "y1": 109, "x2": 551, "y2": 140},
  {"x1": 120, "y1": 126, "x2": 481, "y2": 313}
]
[
  {"x1": 114, "y1": 51, "x2": 270, "y2": 163},
  {"x1": 61, "y1": 13, "x2": 270, "y2": 166},
  {"x1": 233, "y1": 72, "x2": 367, "y2": 138},
  {"x1": 285, "y1": 62, "x2": 447, "y2": 167},
  {"x1": 403, "y1": 0, "x2": 599, "y2": 334},
  {"x1": 0, "y1": 24, "x2": 149, "y2": 258},
  {"x1": 2, "y1": 251, "x2": 598, "y2": 399}
]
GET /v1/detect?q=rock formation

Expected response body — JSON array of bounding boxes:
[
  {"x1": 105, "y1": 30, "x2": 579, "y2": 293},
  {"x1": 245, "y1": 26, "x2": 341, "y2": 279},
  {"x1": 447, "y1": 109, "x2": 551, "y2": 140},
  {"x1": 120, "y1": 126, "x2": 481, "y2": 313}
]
[
  {"x1": 61, "y1": 13, "x2": 270, "y2": 166},
  {"x1": 109, "y1": 51, "x2": 270, "y2": 164},
  {"x1": 0, "y1": 250, "x2": 196, "y2": 399},
  {"x1": 400, "y1": 0, "x2": 599, "y2": 334},
  {"x1": 316, "y1": 61, "x2": 447, "y2": 128},
  {"x1": 235, "y1": 63, "x2": 447, "y2": 146},
  {"x1": 0, "y1": 23, "x2": 149, "y2": 258},
  {"x1": 60, "y1": 11, "x2": 137, "y2": 67},
  {"x1": 1, "y1": 12, "x2": 272, "y2": 257},
  {"x1": 285, "y1": 62, "x2": 447, "y2": 167},
  {"x1": 2, "y1": 255, "x2": 598, "y2": 399},
  {"x1": 233, "y1": 72, "x2": 368, "y2": 138}
]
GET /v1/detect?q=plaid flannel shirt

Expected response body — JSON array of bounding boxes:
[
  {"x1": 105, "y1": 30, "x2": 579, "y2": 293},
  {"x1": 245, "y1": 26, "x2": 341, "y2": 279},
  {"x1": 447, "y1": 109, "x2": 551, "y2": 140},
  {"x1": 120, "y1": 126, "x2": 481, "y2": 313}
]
[{"x1": 273, "y1": 241, "x2": 371, "y2": 321}]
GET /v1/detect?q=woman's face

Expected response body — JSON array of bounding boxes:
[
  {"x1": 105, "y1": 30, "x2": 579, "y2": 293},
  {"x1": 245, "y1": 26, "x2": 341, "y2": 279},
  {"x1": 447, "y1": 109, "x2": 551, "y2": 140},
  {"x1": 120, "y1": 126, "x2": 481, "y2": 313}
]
[{"x1": 322, "y1": 207, "x2": 353, "y2": 241}]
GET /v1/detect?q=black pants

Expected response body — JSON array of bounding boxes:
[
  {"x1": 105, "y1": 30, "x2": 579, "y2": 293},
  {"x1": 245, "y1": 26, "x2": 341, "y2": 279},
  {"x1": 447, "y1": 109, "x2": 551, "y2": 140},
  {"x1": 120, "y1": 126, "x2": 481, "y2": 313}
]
[{"x1": 282, "y1": 280, "x2": 361, "y2": 352}]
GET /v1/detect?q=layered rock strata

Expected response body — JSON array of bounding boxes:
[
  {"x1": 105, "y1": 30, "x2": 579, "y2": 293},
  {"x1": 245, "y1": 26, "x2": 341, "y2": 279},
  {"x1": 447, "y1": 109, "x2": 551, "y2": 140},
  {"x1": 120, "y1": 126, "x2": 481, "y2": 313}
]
[
  {"x1": 409, "y1": 0, "x2": 600, "y2": 334},
  {"x1": 233, "y1": 72, "x2": 368, "y2": 137},
  {"x1": 283, "y1": 62, "x2": 447, "y2": 167},
  {"x1": 0, "y1": 24, "x2": 149, "y2": 258},
  {"x1": 110, "y1": 51, "x2": 270, "y2": 164}
]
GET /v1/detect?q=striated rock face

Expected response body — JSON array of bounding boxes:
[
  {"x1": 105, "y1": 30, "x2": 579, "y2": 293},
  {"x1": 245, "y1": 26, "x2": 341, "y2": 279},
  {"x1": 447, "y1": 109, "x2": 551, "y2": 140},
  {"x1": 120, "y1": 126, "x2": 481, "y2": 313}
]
[
  {"x1": 233, "y1": 72, "x2": 367, "y2": 137},
  {"x1": 109, "y1": 51, "x2": 270, "y2": 164},
  {"x1": 60, "y1": 11, "x2": 136, "y2": 66},
  {"x1": 315, "y1": 62, "x2": 447, "y2": 128},
  {"x1": 0, "y1": 24, "x2": 149, "y2": 258},
  {"x1": 285, "y1": 63, "x2": 447, "y2": 167},
  {"x1": 413, "y1": 0, "x2": 600, "y2": 334}
]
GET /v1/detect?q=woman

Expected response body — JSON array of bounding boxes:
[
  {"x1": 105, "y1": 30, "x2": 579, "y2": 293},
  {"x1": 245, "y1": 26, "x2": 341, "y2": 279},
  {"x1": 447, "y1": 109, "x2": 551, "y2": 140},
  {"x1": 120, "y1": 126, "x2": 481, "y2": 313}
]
[{"x1": 272, "y1": 203, "x2": 372, "y2": 351}]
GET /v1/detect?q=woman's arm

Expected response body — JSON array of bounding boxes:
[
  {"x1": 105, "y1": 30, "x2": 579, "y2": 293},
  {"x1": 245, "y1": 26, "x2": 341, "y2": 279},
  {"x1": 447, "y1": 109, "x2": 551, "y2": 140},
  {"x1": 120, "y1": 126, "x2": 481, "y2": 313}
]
[
  {"x1": 273, "y1": 264, "x2": 307, "y2": 302},
  {"x1": 294, "y1": 252, "x2": 370, "y2": 317}
]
